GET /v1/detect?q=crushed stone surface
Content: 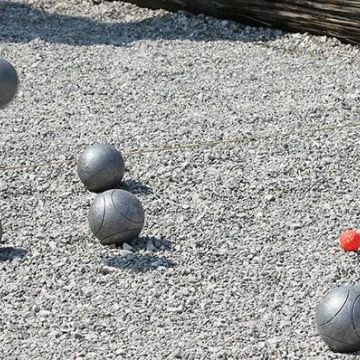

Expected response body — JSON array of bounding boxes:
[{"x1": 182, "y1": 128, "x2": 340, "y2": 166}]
[{"x1": 1, "y1": 0, "x2": 360, "y2": 358}]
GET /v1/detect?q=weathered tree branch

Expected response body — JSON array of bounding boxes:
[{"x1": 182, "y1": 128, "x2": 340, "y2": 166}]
[{"x1": 121, "y1": 0, "x2": 360, "y2": 44}]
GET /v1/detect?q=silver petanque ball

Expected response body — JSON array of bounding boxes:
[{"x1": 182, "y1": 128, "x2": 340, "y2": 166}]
[
  {"x1": 88, "y1": 189, "x2": 145, "y2": 246},
  {"x1": 0, "y1": 220, "x2": 2, "y2": 242},
  {"x1": 0, "y1": 59, "x2": 18, "y2": 108},
  {"x1": 316, "y1": 286, "x2": 360, "y2": 353},
  {"x1": 77, "y1": 143, "x2": 125, "y2": 192}
]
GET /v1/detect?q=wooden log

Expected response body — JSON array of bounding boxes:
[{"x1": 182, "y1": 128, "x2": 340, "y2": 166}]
[{"x1": 121, "y1": 0, "x2": 360, "y2": 44}]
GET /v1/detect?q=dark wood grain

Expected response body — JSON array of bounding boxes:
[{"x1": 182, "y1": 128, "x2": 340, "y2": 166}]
[{"x1": 121, "y1": 0, "x2": 360, "y2": 44}]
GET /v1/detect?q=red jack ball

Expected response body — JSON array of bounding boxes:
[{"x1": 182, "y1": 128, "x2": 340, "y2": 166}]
[{"x1": 339, "y1": 229, "x2": 360, "y2": 252}]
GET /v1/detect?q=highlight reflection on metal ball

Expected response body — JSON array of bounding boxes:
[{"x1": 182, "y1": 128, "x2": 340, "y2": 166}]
[
  {"x1": 77, "y1": 143, "x2": 125, "y2": 192},
  {"x1": 0, "y1": 59, "x2": 18, "y2": 108},
  {"x1": 88, "y1": 189, "x2": 145, "y2": 246}
]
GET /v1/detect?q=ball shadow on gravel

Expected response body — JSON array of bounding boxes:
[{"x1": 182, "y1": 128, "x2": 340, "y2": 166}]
[
  {"x1": 0, "y1": 2, "x2": 283, "y2": 46},
  {"x1": 104, "y1": 254, "x2": 176, "y2": 272},
  {"x1": 131, "y1": 235, "x2": 173, "y2": 251},
  {"x1": 121, "y1": 179, "x2": 153, "y2": 195},
  {"x1": 0, "y1": 247, "x2": 27, "y2": 262}
]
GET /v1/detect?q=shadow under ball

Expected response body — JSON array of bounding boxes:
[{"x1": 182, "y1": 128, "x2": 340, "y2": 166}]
[
  {"x1": 88, "y1": 189, "x2": 145, "y2": 246},
  {"x1": 316, "y1": 285, "x2": 360, "y2": 353},
  {"x1": 77, "y1": 143, "x2": 125, "y2": 192},
  {"x1": 0, "y1": 59, "x2": 18, "y2": 108}
]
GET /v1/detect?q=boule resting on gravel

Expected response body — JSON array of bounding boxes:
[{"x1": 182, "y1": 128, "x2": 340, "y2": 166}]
[{"x1": 1, "y1": 0, "x2": 360, "y2": 359}]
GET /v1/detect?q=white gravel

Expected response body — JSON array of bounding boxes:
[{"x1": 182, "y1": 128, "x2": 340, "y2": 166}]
[{"x1": 1, "y1": 0, "x2": 360, "y2": 358}]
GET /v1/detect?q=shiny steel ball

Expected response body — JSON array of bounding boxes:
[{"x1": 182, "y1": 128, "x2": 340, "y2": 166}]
[
  {"x1": 77, "y1": 143, "x2": 125, "y2": 192},
  {"x1": 0, "y1": 59, "x2": 18, "y2": 108},
  {"x1": 316, "y1": 285, "x2": 360, "y2": 353},
  {"x1": 88, "y1": 189, "x2": 145, "y2": 246}
]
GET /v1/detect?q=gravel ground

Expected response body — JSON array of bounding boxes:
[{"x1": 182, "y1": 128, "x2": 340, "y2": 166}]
[{"x1": 1, "y1": 0, "x2": 360, "y2": 359}]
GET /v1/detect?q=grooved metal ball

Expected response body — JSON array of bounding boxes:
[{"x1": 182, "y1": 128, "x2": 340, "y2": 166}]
[
  {"x1": 0, "y1": 220, "x2": 2, "y2": 242},
  {"x1": 316, "y1": 286, "x2": 360, "y2": 353},
  {"x1": 88, "y1": 189, "x2": 145, "y2": 246},
  {"x1": 0, "y1": 59, "x2": 18, "y2": 108},
  {"x1": 77, "y1": 143, "x2": 125, "y2": 192}
]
